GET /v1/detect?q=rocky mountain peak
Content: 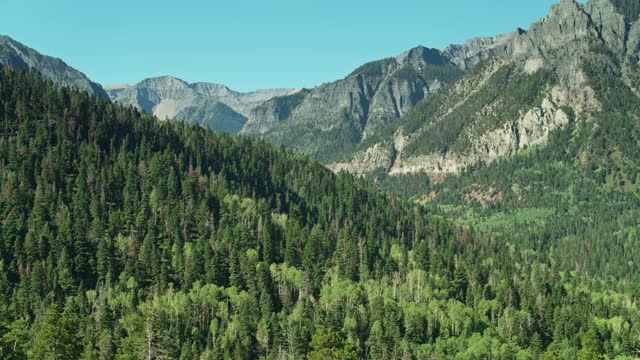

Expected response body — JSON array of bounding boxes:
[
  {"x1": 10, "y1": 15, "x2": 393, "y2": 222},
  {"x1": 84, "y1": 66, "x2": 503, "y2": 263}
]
[
  {"x1": 508, "y1": 0, "x2": 633, "y2": 65},
  {"x1": 442, "y1": 32, "x2": 515, "y2": 70},
  {"x1": 396, "y1": 46, "x2": 448, "y2": 67},
  {"x1": 0, "y1": 35, "x2": 107, "y2": 97},
  {"x1": 111, "y1": 75, "x2": 300, "y2": 134},
  {"x1": 137, "y1": 75, "x2": 190, "y2": 90},
  {"x1": 190, "y1": 82, "x2": 235, "y2": 97}
]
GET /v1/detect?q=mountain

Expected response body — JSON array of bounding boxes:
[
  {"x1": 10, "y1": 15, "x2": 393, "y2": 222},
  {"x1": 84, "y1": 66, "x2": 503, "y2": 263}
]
[
  {"x1": 110, "y1": 75, "x2": 300, "y2": 134},
  {"x1": 0, "y1": 35, "x2": 107, "y2": 98},
  {"x1": 2, "y1": 61, "x2": 639, "y2": 359},
  {"x1": 103, "y1": 83, "x2": 130, "y2": 99},
  {"x1": 333, "y1": 0, "x2": 640, "y2": 178},
  {"x1": 341, "y1": 0, "x2": 640, "y2": 295},
  {"x1": 240, "y1": 37, "x2": 513, "y2": 162}
]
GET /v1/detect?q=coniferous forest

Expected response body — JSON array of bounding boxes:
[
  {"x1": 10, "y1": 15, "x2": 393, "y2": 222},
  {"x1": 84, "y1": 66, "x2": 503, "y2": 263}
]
[{"x1": 0, "y1": 65, "x2": 640, "y2": 360}]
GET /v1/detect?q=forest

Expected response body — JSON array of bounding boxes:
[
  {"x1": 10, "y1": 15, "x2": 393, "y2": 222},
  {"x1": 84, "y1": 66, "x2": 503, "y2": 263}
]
[{"x1": 0, "y1": 67, "x2": 638, "y2": 359}]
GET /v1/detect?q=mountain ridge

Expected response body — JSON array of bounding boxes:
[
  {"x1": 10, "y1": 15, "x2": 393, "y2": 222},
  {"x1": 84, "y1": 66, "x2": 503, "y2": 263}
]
[
  {"x1": 0, "y1": 35, "x2": 107, "y2": 98},
  {"x1": 110, "y1": 74, "x2": 301, "y2": 134},
  {"x1": 240, "y1": 34, "x2": 516, "y2": 162},
  {"x1": 331, "y1": 0, "x2": 639, "y2": 178}
]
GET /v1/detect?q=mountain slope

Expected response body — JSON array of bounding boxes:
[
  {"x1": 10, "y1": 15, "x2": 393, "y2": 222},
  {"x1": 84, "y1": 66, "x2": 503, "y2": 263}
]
[
  {"x1": 333, "y1": 0, "x2": 640, "y2": 178},
  {"x1": 111, "y1": 75, "x2": 299, "y2": 134},
  {"x1": 175, "y1": 100, "x2": 248, "y2": 134},
  {"x1": 0, "y1": 35, "x2": 107, "y2": 98},
  {"x1": 241, "y1": 38, "x2": 513, "y2": 162},
  {"x1": 1, "y1": 66, "x2": 639, "y2": 359}
]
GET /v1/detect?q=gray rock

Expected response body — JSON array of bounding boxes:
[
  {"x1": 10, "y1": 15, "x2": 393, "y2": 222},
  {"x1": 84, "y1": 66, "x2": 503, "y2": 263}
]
[
  {"x1": 112, "y1": 75, "x2": 300, "y2": 134},
  {"x1": 0, "y1": 35, "x2": 107, "y2": 98},
  {"x1": 243, "y1": 45, "x2": 475, "y2": 161},
  {"x1": 335, "y1": 0, "x2": 639, "y2": 177},
  {"x1": 442, "y1": 32, "x2": 515, "y2": 70}
]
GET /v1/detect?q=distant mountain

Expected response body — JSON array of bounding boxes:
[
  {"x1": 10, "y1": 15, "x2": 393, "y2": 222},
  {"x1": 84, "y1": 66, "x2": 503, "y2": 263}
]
[
  {"x1": 240, "y1": 36, "x2": 512, "y2": 162},
  {"x1": 103, "y1": 83, "x2": 130, "y2": 99},
  {"x1": 175, "y1": 100, "x2": 248, "y2": 134},
  {"x1": 110, "y1": 76, "x2": 300, "y2": 134},
  {"x1": 0, "y1": 35, "x2": 107, "y2": 98},
  {"x1": 333, "y1": 0, "x2": 640, "y2": 178}
]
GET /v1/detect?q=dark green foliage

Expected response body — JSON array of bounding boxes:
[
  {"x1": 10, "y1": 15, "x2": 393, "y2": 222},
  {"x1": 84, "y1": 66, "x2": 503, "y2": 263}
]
[
  {"x1": 308, "y1": 326, "x2": 359, "y2": 360},
  {"x1": 264, "y1": 121, "x2": 363, "y2": 163},
  {"x1": 175, "y1": 101, "x2": 247, "y2": 134},
  {"x1": 611, "y1": 0, "x2": 640, "y2": 21},
  {"x1": 352, "y1": 60, "x2": 554, "y2": 159},
  {"x1": 0, "y1": 67, "x2": 638, "y2": 359},
  {"x1": 403, "y1": 64, "x2": 555, "y2": 155},
  {"x1": 368, "y1": 169, "x2": 431, "y2": 199},
  {"x1": 392, "y1": 65, "x2": 421, "y2": 83},
  {"x1": 349, "y1": 58, "x2": 395, "y2": 78},
  {"x1": 423, "y1": 63, "x2": 464, "y2": 83}
]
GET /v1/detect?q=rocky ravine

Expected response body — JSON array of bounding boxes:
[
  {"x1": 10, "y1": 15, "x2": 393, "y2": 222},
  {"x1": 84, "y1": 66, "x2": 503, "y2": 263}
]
[{"x1": 331, "y1": 0, "x2": 630, "y2": 179}]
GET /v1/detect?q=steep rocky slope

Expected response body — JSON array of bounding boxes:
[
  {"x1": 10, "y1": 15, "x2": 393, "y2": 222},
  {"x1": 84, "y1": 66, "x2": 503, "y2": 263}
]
[
  {"x1": 0, "y1": 35, "x2": 107, "y2": 97},
  {"x1": 241, "y1": 37, "x2": 513, "y2": 162},
  {"x1": 111, "y1": 76, "x2": 299, "y2": 134},
  {"x1": 332, "y1": 0, "x2": 639, "y2": 178}
]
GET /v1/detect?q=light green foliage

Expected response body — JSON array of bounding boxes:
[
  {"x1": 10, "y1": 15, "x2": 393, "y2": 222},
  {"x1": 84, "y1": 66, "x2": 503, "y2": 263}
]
[{"x1": 0, "y1": 67, "x2": 637, "y2": 360}]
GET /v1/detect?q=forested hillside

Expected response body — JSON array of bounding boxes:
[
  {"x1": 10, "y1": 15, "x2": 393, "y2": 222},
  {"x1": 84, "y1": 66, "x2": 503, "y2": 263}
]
[
  {"x1": 392, "y1": 44, "x2": 640, "y2": 284},
  {"x1": 0, "y1": 68, "x2": 639, "y2": 359}
]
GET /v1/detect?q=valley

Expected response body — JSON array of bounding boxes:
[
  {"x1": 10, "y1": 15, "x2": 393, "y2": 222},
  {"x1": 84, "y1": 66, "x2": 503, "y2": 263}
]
[{"x1": 0, "y1": 0, "x2": 639, "y2": 358}]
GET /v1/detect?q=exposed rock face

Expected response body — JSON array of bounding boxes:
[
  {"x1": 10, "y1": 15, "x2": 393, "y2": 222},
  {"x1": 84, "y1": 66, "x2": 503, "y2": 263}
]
[
  {"x1": 442, "y1": 32, "x2": 515, "y2": 70},
  {"x1": 243, "y1": 46, "x2": 474, "y2": 161},
  {"x1": 333, "y1": 0, "x2": 634, "y2": 178},
  {"x1": 0, "y1": 35, "x2": 107, "y2": 98},
  {"x1": 240, "y1": 29, "x2": 523, "y2": 162},
  {"x1": 112, "y1": 76, "x2": 300, "y2": 134}
]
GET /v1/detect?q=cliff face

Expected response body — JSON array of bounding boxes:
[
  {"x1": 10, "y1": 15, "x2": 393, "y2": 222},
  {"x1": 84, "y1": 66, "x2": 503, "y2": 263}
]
[
  {"x1": 0, "y1": 35, "x2": 107, "y2": 98},
  {"x1": 332, "y1": 0, "x2": 639, "y2": 178},
  {"x1": 243, "y1": 44, "x2": 494, "y2": 161}
]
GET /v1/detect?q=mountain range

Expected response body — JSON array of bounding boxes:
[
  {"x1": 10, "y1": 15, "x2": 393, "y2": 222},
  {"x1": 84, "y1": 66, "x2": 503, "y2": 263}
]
[
  {"x1": 2, "y1": 0, "x2": 640, "y2": 358},
  {"x1": 2, "y1": 0, "x2": 639, "y2": 183},
  {"x1": 332, "y1": 0, "x2": 640, "y2": 178},
  {"x1": 105, "y1": 36, "x2": 513, "y2": 161},
  {"x1": 107, "y1": 77, "x2": 300, "y2": 134}
]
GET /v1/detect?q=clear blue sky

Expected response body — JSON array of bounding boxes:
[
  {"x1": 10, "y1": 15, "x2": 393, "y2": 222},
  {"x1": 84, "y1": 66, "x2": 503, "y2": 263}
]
[{"x1": 1, "y1": 0, "x2": 561, "y2": 91}]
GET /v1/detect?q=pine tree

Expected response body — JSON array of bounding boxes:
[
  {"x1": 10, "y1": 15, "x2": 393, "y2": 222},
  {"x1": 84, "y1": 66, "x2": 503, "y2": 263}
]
[{"x1": 30, "y1": 304, "x2": 80, "y2": 359}]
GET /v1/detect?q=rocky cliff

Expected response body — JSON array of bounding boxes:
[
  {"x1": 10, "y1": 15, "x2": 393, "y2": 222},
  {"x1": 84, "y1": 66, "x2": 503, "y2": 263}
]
[
  {"x1": 332, "y1": 0, "x2": 638, "y2": 178},
  {"x1": 0, "y1": 35, "x2": 107, "y2": 98},
  {"x1": 240, "y1": 32, "x2": 518, "y2": 162}
]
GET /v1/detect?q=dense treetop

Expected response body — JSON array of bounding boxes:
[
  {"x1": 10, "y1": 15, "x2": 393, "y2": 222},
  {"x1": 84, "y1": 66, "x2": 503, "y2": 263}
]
[{"x1": 0, "y1": 67, "x2": 638, "y2": 359}]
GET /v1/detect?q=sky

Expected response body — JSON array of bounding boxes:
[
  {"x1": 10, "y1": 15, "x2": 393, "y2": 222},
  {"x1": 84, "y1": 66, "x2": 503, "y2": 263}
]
[{"x1": 0, "y1": 0, "x2": 561, "y2": 92}]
